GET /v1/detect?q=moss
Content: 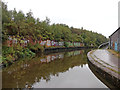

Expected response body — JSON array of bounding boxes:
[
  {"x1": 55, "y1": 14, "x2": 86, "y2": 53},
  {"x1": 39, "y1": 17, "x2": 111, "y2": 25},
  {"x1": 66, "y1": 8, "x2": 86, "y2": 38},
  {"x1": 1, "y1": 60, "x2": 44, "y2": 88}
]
[{"x1": 107, "y1": 67, "x2": 120, "y2": 74}]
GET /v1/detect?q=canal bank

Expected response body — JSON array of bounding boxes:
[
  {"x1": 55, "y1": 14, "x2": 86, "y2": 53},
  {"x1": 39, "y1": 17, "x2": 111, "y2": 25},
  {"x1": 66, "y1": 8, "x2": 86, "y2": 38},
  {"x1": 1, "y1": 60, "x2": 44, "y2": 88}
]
[
  {"x1": 31, "y1": 46, "x2": 95, "y2": 53},
  {"x1": 44, "y1": 46, "x2": 94, "y2": 54},
  {"x1": 87, "y1": 49, "x2": 120, "y2": 88},
  {"x1": 1, "y1": 46, "x2": 95, "y2": 68}
]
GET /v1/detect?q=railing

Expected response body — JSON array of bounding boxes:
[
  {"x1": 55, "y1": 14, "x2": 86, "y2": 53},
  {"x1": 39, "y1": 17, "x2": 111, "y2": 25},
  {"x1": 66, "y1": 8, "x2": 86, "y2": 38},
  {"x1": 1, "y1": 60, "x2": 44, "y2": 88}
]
[{"x1": 98, "y1": 42, "x2": 109, "y2": 49}]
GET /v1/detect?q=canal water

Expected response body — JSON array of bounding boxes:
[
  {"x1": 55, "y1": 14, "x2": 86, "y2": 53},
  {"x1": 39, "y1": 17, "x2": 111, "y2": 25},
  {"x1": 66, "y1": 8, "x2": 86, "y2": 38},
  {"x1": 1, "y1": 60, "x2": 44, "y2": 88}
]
[{"x1": 2, "y1": 49, "x2": 108, "y2": 88}]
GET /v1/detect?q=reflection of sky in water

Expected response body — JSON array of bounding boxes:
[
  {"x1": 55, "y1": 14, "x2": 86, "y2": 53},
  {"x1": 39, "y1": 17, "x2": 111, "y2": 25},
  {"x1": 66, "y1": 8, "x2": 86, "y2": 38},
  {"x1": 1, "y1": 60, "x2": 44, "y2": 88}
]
[
  {"x1": 2, "y1": 50, "x2": 108, "y2": 88},
  {"x1": 32, "y1": 65, "x2": 107, "y2": 88}
]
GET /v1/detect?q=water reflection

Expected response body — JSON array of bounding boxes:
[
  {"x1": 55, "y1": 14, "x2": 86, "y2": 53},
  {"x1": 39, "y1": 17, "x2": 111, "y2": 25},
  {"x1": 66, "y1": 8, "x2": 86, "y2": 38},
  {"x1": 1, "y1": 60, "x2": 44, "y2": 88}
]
[
  {"x1": 40, "y1": 50, "x2": 84, "y2": 63},
  {"x1": 2, "y1": 49, "x2": 107, "y2": 88},
  {"x1": 32, "y1": 65, "x2": 107, "y2": 88}
]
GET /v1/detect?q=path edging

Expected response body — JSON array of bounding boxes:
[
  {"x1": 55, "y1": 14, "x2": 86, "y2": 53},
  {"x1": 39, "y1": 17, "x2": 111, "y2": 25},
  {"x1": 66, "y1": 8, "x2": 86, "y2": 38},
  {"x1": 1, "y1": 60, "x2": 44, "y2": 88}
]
[{"x1": 87, "y1": 50, "x2": 120, "y2": 88}]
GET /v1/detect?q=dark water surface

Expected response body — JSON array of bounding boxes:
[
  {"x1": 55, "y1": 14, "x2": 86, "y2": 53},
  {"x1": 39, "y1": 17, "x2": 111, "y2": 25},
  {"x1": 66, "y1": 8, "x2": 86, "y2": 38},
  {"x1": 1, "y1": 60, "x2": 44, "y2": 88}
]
[{"x1": 2, "y1": 49, "x2": 108, "y2": 88}]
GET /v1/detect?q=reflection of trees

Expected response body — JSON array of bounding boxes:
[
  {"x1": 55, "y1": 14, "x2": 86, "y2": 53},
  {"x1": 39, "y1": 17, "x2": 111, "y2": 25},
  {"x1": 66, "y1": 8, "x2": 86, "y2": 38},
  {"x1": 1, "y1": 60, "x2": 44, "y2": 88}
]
[{"x1": 2, "y1": 50, "x2": 88, "y2": 88}]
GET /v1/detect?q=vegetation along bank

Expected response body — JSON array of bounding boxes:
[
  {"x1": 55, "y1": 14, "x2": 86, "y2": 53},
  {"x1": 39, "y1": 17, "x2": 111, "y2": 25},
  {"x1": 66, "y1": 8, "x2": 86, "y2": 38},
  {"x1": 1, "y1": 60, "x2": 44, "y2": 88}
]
[{"x1": 1, "y1": 1, "x2": 108, "y2": 67}]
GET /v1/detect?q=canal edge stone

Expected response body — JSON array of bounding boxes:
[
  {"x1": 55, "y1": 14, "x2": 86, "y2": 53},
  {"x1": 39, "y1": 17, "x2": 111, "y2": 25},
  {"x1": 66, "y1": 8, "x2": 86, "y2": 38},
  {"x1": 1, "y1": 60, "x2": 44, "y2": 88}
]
[{"x1": 87, "y1": 50, "x2": 120, "y2": 88}]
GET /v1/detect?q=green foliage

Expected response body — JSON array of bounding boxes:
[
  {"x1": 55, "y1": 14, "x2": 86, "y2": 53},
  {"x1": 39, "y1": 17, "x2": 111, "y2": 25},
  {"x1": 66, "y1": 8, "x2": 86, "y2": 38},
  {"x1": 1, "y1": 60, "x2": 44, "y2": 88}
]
[
  {"x1": 2, "y1": 1, "x2": 108, "y2": 47},
  {"x1": 0, "y1": 55, "x2": 2, "y2": 64},
  {"x1": 2, "y1": 45, "x2": 35, "y2": 66},
  {"x1": 2, "y1": 46, "x2": 15, "y2": 55},
  {"x1": 2, "y1": 1, "x2": 108, "y2": 66},
  {"x1": 64, "y1": 42, "x2": 69, "y2": 47}
]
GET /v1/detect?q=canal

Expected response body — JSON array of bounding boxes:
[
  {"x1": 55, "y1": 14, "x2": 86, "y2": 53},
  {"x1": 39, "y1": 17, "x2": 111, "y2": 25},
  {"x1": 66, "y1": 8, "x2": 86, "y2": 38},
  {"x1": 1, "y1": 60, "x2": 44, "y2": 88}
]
[{"x1": 2, "y1": 49, "x2": 108, "y2": 88}]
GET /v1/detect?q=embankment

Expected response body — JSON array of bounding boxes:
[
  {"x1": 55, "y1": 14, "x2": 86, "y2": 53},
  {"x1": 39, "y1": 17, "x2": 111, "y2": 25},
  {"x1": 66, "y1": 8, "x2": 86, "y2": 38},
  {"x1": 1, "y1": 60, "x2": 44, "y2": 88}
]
[{"x1": 87, "y1": 50, "x2": 120, "y2": 88}]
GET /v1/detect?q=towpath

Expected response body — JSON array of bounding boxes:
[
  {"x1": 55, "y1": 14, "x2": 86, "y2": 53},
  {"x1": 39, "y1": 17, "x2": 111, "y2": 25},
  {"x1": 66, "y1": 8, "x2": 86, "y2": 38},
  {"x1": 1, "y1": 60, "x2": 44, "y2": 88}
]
[{"x1": 88, "y1": 49, "x2": 120, "y2": 79}]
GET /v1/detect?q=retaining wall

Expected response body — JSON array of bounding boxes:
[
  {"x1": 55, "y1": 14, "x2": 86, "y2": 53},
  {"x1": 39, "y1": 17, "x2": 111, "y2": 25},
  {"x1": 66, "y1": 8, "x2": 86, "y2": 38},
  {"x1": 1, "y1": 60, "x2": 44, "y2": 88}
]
[{"x1": 87, "y1": 51, "x2": 120, "y2": 88}]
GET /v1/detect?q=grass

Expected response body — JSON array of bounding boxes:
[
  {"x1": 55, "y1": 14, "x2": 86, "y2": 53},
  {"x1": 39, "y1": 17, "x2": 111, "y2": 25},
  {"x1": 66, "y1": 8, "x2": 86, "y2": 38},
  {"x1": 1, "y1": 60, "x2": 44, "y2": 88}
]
[{"x1": 107, "y1": 49, "x2": 120, "y2": 58}]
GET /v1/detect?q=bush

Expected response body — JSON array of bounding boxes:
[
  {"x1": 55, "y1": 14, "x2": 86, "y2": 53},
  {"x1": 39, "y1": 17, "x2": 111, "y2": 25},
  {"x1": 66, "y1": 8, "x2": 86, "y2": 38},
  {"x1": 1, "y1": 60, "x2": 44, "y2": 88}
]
[
  {"x1": 2, "y1": 44, "x2": 36, "y2": 67},
  {"x1": 64, "y1": 42, "x2": 69, "y2": 47},
  {"x1": 2, "y1": 46, "x2": 15, "y2": 55}
]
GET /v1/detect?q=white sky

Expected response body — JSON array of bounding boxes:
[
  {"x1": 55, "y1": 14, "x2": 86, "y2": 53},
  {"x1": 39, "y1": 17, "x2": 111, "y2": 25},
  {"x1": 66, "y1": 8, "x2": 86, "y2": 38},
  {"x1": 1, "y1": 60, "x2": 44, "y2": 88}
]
[{"x1": 2, "y1": 0, "x2": 120, "y2": 38}]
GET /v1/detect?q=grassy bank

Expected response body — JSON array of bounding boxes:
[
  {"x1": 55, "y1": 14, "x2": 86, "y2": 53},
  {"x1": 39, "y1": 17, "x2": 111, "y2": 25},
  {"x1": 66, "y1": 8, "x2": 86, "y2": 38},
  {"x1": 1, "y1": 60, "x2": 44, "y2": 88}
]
[{"x1": 107, "y1": 49, "x2": 120, "y2": 58}]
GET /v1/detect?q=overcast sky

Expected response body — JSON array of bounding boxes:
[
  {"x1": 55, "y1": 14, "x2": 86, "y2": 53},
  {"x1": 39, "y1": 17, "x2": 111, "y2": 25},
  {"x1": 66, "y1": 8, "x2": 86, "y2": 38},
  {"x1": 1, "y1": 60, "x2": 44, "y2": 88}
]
[{"x1": 3, "y1": 0, "x2": 120, "y2": 38}]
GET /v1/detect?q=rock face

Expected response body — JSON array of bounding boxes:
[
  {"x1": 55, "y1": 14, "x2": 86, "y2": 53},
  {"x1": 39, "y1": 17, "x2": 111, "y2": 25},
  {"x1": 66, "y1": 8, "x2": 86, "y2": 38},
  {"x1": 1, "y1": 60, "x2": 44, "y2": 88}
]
[{"x1": 87, "y1": 49, "x2": 120, "y2": 88}]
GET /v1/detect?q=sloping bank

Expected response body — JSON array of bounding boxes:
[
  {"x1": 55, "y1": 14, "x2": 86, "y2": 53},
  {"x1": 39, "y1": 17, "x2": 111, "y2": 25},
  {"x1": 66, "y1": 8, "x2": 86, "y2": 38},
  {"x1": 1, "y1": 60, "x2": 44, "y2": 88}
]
[
  {"x1": 1, "y1": 46, "x2": 94, "y2": 68},
  {"x1": 87, "y1": 49, "x2": 120, "y2": 88}
]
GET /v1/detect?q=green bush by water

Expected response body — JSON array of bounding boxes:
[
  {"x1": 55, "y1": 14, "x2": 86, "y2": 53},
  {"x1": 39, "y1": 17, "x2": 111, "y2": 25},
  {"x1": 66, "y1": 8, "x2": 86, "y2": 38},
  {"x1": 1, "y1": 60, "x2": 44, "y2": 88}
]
[{"x1": 2, "y1": 45, "x2": 35, "y2": 67}]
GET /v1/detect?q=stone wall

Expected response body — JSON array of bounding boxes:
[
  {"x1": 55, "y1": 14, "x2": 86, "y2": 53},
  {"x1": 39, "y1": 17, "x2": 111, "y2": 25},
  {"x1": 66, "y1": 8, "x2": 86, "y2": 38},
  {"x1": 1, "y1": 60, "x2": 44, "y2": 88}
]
[{"x1": 109, "y1": 28, "x2": 120, "y2": 52}]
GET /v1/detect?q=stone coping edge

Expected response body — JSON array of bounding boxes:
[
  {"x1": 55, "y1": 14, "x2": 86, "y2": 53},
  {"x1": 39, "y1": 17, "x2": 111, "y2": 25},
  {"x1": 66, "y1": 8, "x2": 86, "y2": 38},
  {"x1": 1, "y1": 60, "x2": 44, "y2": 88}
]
[{"x1": 87, "y1": 50, "x2": 120, "y2": 88}]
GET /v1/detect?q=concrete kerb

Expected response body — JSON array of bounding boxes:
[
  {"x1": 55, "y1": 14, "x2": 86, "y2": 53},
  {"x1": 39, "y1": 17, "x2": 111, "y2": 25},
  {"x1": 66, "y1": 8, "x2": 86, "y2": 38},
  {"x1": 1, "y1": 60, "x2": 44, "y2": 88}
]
[{"x1": 87, "y1": 50, "x2": 120, "y2": 88}]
